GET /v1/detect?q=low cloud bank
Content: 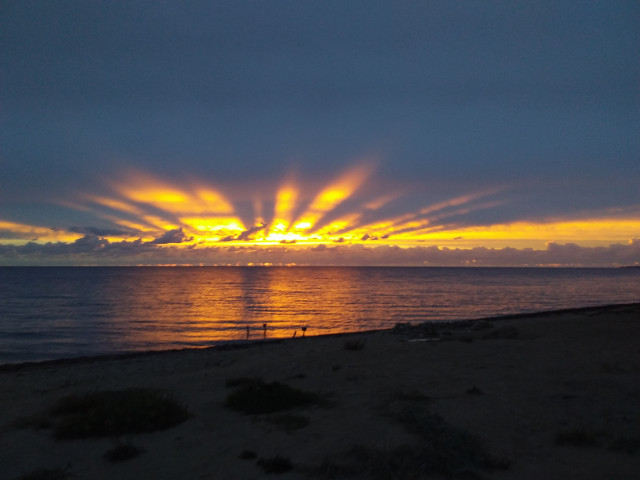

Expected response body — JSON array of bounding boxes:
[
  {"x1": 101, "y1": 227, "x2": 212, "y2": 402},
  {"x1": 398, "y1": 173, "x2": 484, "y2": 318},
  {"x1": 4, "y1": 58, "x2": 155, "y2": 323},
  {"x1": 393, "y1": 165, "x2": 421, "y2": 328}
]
[{"x1": 0, "y1": 235, "x2": 638, "y2": 267}]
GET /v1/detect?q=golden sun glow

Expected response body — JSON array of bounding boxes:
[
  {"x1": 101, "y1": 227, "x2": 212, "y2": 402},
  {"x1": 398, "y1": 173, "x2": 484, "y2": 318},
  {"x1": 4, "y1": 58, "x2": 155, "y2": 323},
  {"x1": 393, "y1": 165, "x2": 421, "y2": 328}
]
[{"x1": 1, "y1": 165, "x2": 639, "y2": 256}]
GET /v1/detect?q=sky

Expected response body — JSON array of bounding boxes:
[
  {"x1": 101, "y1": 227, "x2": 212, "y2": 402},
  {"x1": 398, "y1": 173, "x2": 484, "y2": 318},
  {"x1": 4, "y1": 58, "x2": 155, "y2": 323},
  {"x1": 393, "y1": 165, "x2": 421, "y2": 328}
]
[{"x1": 1, "y1": 1, "x2": 639, "y2": 266}]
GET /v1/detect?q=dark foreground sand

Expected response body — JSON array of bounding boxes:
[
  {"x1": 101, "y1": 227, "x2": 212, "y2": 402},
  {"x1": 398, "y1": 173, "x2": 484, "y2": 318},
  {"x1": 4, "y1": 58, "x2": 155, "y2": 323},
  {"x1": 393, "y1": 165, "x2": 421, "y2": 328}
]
[{"x1": 1, "y1": 304, "x2": 639, "y2": 479}]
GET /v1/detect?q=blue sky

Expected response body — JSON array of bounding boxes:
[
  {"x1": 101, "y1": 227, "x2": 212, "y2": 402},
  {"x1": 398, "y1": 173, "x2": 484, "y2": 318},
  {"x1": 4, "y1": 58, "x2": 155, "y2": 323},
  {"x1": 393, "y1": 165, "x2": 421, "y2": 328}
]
[{"x1": 1, "y1": 1, "x2": 639, "y2": 265}]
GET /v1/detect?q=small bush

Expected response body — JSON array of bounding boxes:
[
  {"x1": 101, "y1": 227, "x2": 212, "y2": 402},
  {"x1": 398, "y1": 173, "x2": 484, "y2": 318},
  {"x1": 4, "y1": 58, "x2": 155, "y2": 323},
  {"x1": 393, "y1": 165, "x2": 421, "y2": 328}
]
[
  {"x1": 103, "y1": 441, "x2": 144, "y2": 463},
  {"x1": 344, "y1": 339, "x2": 365, "y2": 351},
  {"x1": 381, "y1": 394, "x2": 509, "y2": 477},
  {"x1": 49, "y1": 388, "x2": 189, "y2": 439},
  {"x1": 257, "y1": 455, "x2": 294, "y2": 474},
  {"x1": 483, "y1": 326, "x2": 519, "y2": 339},
  {"x1": 466, "y1": 385, "x2": 484, "y2": 395},
  {"x1": 225, "y1": 379, "x2": 322, "y2": 414}
]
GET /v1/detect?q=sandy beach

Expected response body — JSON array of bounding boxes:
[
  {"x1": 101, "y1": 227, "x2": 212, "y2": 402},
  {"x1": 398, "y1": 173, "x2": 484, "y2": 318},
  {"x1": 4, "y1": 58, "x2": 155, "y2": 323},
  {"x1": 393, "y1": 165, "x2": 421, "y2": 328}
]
[{"x1": 1, "y1": 303, "x2": 639, "y2": 479}]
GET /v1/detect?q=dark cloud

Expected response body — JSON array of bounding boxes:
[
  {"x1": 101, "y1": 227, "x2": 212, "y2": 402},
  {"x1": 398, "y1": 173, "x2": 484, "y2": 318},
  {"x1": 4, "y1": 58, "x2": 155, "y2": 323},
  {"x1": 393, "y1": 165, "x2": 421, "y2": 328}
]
[
  {"x1": 361, "y1": 234, "x2": 379, "y2": 241},
  {"x1": 72, "y1": 234, "x2": 109, "y2": 251},
  {"x1": 1, "y1": 239, "x2": 638, "y2": 268},
  {"x1": 236, "y1": 224, "x2": 267, "y2": 241},
  {"x1": 217, "y1": 225, "x2": 267, "y2": 243},
  {"x1": 149, "y1": 228, "x2": 193, "y2": 245}
]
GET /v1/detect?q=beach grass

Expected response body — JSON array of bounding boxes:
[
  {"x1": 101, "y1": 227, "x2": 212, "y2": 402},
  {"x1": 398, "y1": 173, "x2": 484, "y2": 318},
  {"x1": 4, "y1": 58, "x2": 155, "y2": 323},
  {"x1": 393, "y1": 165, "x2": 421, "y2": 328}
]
[
  {"x1": 47, "y1": 388, "x2": 189, "y2": 439},
  {"x1": 103, "y1": 440, "x2": 145, "y2": 463},
  {"x1": 343, "y1": 339, "x2": 365, "y2": 351},
  {"x1": 314, "y1": 390, "x2": 510, "y2": 479},
  {"x1": 225, "y1": 378, "x2": 324, "y2": 414}
]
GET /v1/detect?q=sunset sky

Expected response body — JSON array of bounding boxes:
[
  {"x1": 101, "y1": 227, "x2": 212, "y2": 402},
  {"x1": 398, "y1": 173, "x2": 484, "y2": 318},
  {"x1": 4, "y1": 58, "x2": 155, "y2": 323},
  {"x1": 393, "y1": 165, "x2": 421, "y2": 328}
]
[{"x1": 1, "y1": 1, "x2": 639, "y2": 266}]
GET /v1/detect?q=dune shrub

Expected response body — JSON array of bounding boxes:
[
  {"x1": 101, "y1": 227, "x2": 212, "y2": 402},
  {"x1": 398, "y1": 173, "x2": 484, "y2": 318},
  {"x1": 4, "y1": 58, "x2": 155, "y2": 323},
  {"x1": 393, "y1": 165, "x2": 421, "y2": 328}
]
[
  {"x1": 225, "y1": 379, "x2": 322, "y2": 414},
  {"x1": 344, "y1": 340, "x2": 365, "y2": 351},
  {"x1": 49, "y1": 388, "x2": 189, "y2": 439}
]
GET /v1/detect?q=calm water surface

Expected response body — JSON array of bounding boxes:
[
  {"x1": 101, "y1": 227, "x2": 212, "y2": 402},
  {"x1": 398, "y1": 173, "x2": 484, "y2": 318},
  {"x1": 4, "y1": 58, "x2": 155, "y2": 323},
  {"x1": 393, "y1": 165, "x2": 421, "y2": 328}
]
[{"x1": 1, "y1": 267, "x2": 639, "y2": 364}]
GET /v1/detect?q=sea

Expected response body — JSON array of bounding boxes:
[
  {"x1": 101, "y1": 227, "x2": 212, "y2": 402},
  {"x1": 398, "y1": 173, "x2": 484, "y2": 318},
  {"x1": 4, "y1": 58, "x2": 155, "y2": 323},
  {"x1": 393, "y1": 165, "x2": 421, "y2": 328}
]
[{"x1": 1, "y1": 266, "x2": 639, "y2": 365}]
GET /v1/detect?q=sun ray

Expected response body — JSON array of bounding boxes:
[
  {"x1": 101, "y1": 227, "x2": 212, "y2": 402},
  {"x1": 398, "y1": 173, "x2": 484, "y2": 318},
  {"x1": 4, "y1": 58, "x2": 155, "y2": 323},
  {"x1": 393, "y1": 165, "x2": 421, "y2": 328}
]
[
  {"x1": 388, "y1": 190, "x2": 498, "y2": 229},
  {"x1": 0, "y1": 220, "x2": 81, "y2": 243},
  {"x1": 193, "y1": 188, "x2": 235, "y2": 215},
  {"x1": 8, "y1": 166, "x2": 635, "y2": 255},
  {"x1": 94, "y1": 171, "x2": 246, "y2": 243},
  {"x1": 290, "y1": 162, "x2": 374, "y2": 233},
  {"x1": 253, "y1": 197, "x2": 265, "y2": 227},
  {"x1": 270, "y1": 183, "x2": 298, "y2": 236},
  {"x1": 180, "y1": 216, "x2": 245, "y2": 235},
  {"x1": 86, "y1": 195, "x2": 146, "y2": 217}
]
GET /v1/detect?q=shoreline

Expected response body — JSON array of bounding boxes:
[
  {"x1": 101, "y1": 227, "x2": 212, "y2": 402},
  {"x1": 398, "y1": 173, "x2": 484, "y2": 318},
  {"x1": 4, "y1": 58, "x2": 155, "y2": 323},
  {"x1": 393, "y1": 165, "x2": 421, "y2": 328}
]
[
  {"x1": 2, "y1": 301, "x2": 638, "y2": 372},
  {"x1": 2, "y1": 302, "x2": 639, "y2": 479}
]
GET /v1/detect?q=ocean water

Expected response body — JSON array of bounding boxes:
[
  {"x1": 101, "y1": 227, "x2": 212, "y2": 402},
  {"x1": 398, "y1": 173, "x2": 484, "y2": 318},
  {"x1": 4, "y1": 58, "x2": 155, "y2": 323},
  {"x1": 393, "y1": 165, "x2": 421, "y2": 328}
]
[{"x1": 0, "y1": 266, "x2": 638, "y2": 364}]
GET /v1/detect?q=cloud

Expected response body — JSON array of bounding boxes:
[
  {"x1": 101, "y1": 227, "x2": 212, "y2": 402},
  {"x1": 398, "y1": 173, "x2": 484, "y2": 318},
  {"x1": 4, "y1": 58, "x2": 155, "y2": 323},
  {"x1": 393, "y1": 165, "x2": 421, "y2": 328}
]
[
  {"x1": 69, "y1": 226, "x2": 133, "y2": 237},
  {"x1": 218, "y1": 224, "x2": 267, "y2": 243},
  {"x1": 71, "y1": 234, "x2": 110, "y2": 251},
  {"x1": 236, "y1": 224, "x2": 267, "y2": 241},
  {"x1": 149, "y1": 228, "x2": 193, "y2": 245},
  {"x1": 1, "y1": 238, "x2": 638, "y2": 267}
]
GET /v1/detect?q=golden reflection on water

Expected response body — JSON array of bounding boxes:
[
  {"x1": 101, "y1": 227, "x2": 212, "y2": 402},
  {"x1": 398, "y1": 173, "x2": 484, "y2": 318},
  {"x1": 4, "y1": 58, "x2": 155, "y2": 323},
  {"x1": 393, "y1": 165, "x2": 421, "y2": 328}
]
[
  {"x1": 116, "y1": 268, "x2": 389, "y2": 347},
  {"x1": 4, "y1": 267, "x2": 640, "y2": 364}
]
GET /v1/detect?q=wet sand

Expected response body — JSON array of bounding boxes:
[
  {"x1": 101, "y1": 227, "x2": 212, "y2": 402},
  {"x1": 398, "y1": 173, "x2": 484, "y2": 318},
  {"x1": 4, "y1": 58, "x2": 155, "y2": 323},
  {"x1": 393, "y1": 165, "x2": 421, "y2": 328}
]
[{"x1": 1, "y1": 303, "x2": 639, "y2": 479}]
